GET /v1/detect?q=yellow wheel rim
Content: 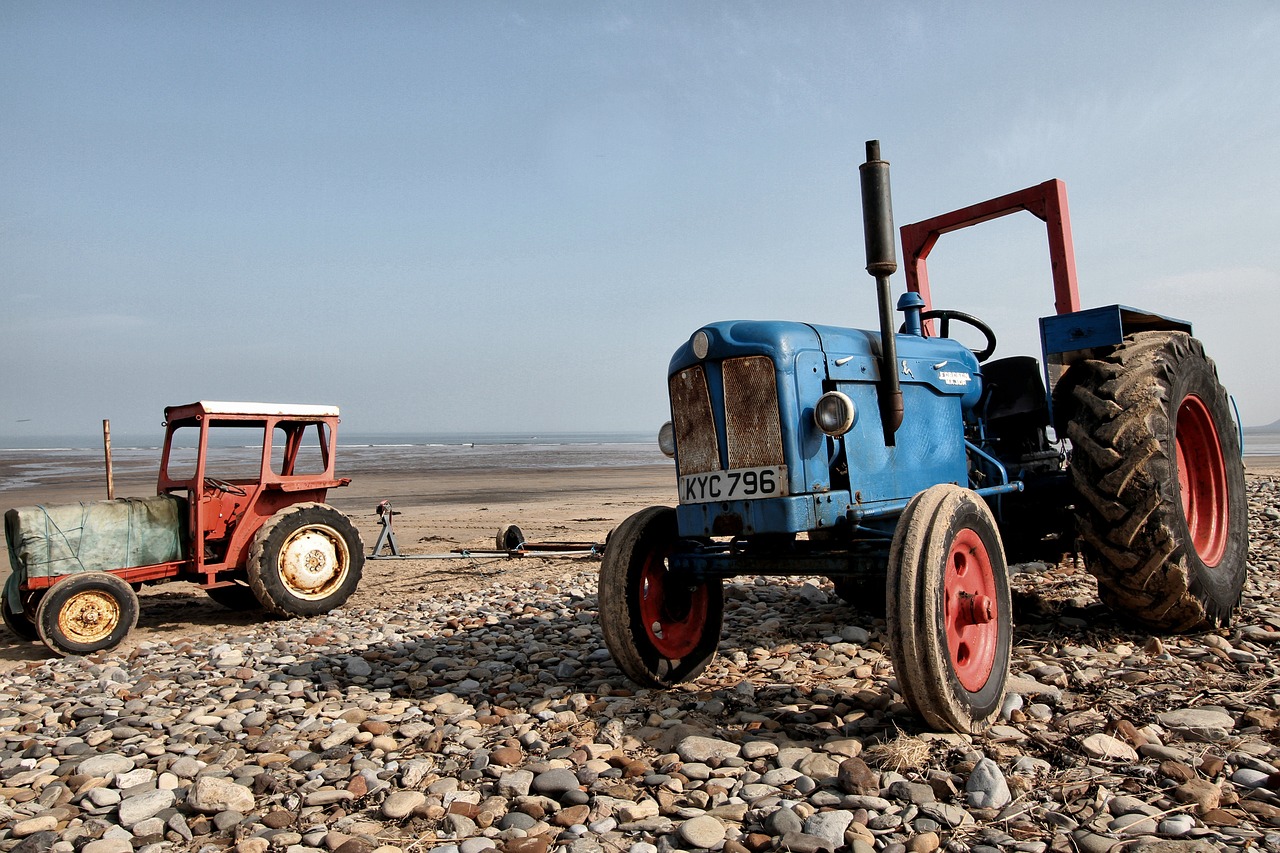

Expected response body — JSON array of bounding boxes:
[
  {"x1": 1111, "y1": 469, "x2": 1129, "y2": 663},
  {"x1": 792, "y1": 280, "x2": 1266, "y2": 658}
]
[{"x1": 58, "y1": 589, "x2": 122, "y2": 645}]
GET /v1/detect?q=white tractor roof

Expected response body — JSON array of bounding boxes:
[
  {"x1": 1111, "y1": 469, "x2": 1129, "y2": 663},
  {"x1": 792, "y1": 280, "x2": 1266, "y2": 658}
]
[{"x1": 169, "y1": 401, "x2": 340, "y2": 418}]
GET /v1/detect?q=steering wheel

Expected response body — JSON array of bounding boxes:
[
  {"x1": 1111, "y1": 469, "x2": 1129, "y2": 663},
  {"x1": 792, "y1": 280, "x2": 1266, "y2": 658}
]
[
  {"x1": 203, "y1": 477, "x2": 248, "y2": 496},
  {"x1": 920, "y1": 309, "x2": 997, "y2": 362}
]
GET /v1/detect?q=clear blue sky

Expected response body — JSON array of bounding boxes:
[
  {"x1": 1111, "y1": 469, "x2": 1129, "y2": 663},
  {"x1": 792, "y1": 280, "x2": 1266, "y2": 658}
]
[{"x1": 3, "y1": 2, "x2": 1278, "y2": 440}]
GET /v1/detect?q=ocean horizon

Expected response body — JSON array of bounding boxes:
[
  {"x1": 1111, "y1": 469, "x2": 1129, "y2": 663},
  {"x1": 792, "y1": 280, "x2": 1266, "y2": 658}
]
[
  {"x1": 2, "y1": 427, "x2": 1277, "y2": 496},
  {"x1": 3, "y1": 426, "x2": 1278, "y2": 455},
  {"x1": 0, "y1": 430, "x2": 655, "y2": 453},
  {"x1": 3, "y1": 425, "x2": 1278, "y2": 455},
  {"x1": 0, "y1": 432, "x2": 670, "y2": 495}
]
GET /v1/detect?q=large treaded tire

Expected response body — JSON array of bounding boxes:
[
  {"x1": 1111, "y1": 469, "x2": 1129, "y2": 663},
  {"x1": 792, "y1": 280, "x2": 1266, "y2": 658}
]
[
  {"x1": 247, "y1": 503, "x2": 365, "y2": 617},
  {"x1": 1065, "y1": 331, "x2": 1247, "y2": 631}
]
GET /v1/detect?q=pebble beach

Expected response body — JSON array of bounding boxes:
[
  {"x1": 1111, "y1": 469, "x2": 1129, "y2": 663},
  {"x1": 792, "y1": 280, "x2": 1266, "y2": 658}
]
[{"x1": 2, "y1": 457, "x2": 1280, "y2": 853}]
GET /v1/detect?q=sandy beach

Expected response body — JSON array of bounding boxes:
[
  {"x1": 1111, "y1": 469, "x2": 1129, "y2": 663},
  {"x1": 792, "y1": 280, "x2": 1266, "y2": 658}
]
[
  {"x1": 0, "y1": 457, "x2": 675, "y2": 668},
  {"x1": 2, "y1": 453, "x2": 1277, "y2": 669}
]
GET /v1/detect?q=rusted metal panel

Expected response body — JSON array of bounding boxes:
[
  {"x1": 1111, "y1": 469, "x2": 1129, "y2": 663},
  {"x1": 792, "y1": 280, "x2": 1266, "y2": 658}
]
[
  {"x1": 723, "y1": 356, "x2": 785, "y2": 469},
  {"x1": 670, "y1": 366, "x2": 720, "y2": 477}
]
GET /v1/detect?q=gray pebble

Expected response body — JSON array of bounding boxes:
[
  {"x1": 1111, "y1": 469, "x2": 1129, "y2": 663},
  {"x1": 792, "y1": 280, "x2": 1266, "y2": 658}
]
[
  {"x1": 966, "y1": 758, "x2": 1011, "y2": 810},
  {"x1": 2, "y1": 484, "x2": 1278, "y2": 853}
]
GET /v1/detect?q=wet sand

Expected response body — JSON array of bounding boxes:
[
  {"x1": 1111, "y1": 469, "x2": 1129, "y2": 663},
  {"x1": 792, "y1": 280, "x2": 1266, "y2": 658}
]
[{"x1": 2, "y1": 455, "x2": 1277, "y2": 667}]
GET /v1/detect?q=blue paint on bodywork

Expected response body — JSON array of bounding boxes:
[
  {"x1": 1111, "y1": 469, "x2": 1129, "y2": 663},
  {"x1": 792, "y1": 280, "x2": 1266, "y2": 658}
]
[{"x1": 668, "y1": 319, "x2": 984, "y2": 538}]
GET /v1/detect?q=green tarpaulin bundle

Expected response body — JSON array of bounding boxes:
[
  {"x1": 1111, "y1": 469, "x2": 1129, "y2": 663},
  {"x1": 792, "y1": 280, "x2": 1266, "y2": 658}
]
[{"x1": 4, "y1": 496, "x2": 186, "y2": 612}]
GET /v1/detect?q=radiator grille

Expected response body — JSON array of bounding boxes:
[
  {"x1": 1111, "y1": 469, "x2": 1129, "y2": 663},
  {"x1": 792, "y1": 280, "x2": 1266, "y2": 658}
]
[
  {"x1": 723, "y1": 355, "x2": 784, "y2": 469},
  {"x1": 669, "y1": 356, "x2": 785, "y2": 477},
  {"x1": 670, "y1": 366, "x2": 719, "y2": 477}
]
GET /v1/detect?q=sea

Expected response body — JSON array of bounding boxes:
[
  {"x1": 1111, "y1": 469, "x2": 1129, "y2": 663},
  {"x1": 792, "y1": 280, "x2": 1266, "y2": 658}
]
[
  {"x1": 1, "y1": 429, "x2": 1277, "y2": 495},
  {"x1": 1247, "y1": 433, "x2": 1280, "y2": 456},
  {"x1": 0, "y1": 432, "x2": 670, "y2": 494}
]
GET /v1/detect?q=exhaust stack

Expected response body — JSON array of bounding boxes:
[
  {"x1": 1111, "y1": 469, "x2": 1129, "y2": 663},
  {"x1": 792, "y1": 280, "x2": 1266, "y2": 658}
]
[{"x1": 859, "y1": 140, "x2": 903, "y2": 443}]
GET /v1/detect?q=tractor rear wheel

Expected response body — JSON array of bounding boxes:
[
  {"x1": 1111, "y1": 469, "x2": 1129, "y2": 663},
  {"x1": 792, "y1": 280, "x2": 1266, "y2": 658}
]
[
  {"x1": 247, "y1": 503, "x2": 364, "y2": 617},
  {"x1": 2, "y1": 589, "x2": 39, "y2": 641},
  {"x1": 598, "y1": 506, "x2": 723, "y2": 688},
  {"x1": 887, "y1": 485, "x2": 1011, "y2": 734},
  {"x1": 1066, "y1": 331, "x2": 1247, "y2": 631},
  {"x1": 35, "y1": 572, "x2": 140, "y2": 656}
]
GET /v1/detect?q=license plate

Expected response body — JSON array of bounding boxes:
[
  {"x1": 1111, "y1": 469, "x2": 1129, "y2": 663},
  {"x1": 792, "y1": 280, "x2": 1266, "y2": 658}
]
[{"x1": 678, "y1": 465, "x2": 787, "y2": 504}]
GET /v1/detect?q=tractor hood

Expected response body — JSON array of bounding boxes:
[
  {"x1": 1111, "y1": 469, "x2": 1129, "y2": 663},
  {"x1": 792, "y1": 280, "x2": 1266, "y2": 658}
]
[{"x1": 670, "y1": 319, "x2": 983, "y2": 410}]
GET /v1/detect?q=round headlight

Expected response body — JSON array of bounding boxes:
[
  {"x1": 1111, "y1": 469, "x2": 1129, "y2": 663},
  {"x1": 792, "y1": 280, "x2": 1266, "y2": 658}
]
[
  {"x1": 691, "y1": 330, "x2": 710, "y2": 359},
  {"x1": 657, "y1": 421, "x2": 676, "y2": 458},
  {"x1": 814, "y1": 391, "x2": 856, "y2": 436}
]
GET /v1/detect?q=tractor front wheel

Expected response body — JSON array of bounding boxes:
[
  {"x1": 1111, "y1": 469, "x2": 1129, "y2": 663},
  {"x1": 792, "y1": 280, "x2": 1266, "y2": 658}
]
[
  {"x1": 598, "y1": 506, "x2": 723, "y2": 688},
  {"x1": 887, "y1": 485, "x2": 1011, "y2": 734},
  {"x1": 247, "y1": 503, "x2": 365, "y2": 617},
  {"x1": 1066, "y1": 332, "x2": 1247, "y2": 630},
  {"x1": 35, "y1": 572, "x2": 140, "y2": 656}
]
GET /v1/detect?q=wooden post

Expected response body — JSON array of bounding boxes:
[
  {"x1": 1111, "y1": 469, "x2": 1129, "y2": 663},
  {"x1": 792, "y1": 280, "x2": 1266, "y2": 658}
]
[{"x1": 103, "y1": 419, "x2": 115, "y2": 500}]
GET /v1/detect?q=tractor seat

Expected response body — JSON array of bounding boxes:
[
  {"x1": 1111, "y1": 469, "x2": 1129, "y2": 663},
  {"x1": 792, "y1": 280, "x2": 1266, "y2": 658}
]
[{"x1": 980, "y1": 356, "x2": 1049, "y2": 426}]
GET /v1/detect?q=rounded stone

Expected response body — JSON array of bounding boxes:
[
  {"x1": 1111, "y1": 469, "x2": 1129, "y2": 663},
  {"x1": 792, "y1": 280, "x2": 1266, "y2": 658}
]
[
  {"x1": 907, "y1": 831, "x2": 940, "y2": 853},
  {"x1": 1156, "y1": 708, "x2": 1235, "y2": 740},
  {"x1": 1158, "y1": 814, "x2": 1196, "y2": 836},
  {"x1": 678, "y1": 815, "x2": 727, "y2": 849},
  {"x1": 383, "y1": 791, "x2": 428, "y2": 820},
  {"x1": 188, "y1": 776, "x2": 256, "y2": 814},
  {"x1": 765, "y1": 807, "x2": 804, "y2": 836},
  {"x1": 531, "y1": 768, "x2": 580, "y2": 795},
  {"x1": 966, "y1": 758, "x2": 1011, "y2": 810},
  {"x1": 676, "y1": 736, "x2": 742, "y2": 763},
  {"x1": 77, "y1": 753, "x2": 136, "y2": 778},
  {"x1": 12, "y1": 816, "x2": 58, "y2": 837},
  {"x1": 1080, "y1": 734, "x2": 1138, "y2": 762},
  {"x1": 81, "y1": 840, "x2": 134, "y2": 853},
  {"x1": 117, "y1": 788, "x2": 176, "y2": 827},
  {"x1": 489, "y1": 746, "x2": 523, "y2": 766},
  {"x1": 804, "y1": 810, "x2": 854, "y2": 850}
]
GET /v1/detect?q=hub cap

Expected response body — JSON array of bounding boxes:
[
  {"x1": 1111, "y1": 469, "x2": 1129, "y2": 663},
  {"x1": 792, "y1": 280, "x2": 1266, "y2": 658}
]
[
  {"x1": 638, "y1": 553, "x2": 708, "y2": 659},
  {"x1": 1175, "y1": 394, "x2": 1229, "y2": 566},
  {"x1": 280, "y1": 525, "x2": 350, "y2": 600},
  {"x1": 944, "y1": 529, "x2": 999, "y2": 693},
  {"x1": 59, "y1": 590, "x2": 121, "y2": 645}
]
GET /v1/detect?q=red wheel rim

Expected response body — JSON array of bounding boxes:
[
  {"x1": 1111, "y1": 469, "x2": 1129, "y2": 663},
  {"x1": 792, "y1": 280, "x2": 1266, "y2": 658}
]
[
  {"x1": 638, "y1": 552, "x2": 708, "y2": 659},
  {"x1": 943, "y1": 529, "x2": 999, "y2": 693},
  {"x1": 1175, "y1": 394, "x2": 1229, "y2": 566}
]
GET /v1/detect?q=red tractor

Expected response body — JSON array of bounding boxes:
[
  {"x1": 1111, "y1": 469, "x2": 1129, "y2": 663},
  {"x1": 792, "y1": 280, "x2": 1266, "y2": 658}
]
[{"x1": 3, "y1": 401, "x2": 364, "y2": 655}]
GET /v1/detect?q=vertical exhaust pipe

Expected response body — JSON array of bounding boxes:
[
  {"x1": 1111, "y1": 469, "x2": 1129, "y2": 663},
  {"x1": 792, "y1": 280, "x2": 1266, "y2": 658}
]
[{"x1": 859, "y1": 140, "x2": 903, "y2": 443}]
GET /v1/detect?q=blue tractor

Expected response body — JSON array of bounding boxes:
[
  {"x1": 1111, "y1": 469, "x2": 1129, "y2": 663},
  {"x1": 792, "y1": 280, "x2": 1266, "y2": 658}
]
[{"x1": 597, "y1": 141, "x2": 1248, "y2": 733}]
